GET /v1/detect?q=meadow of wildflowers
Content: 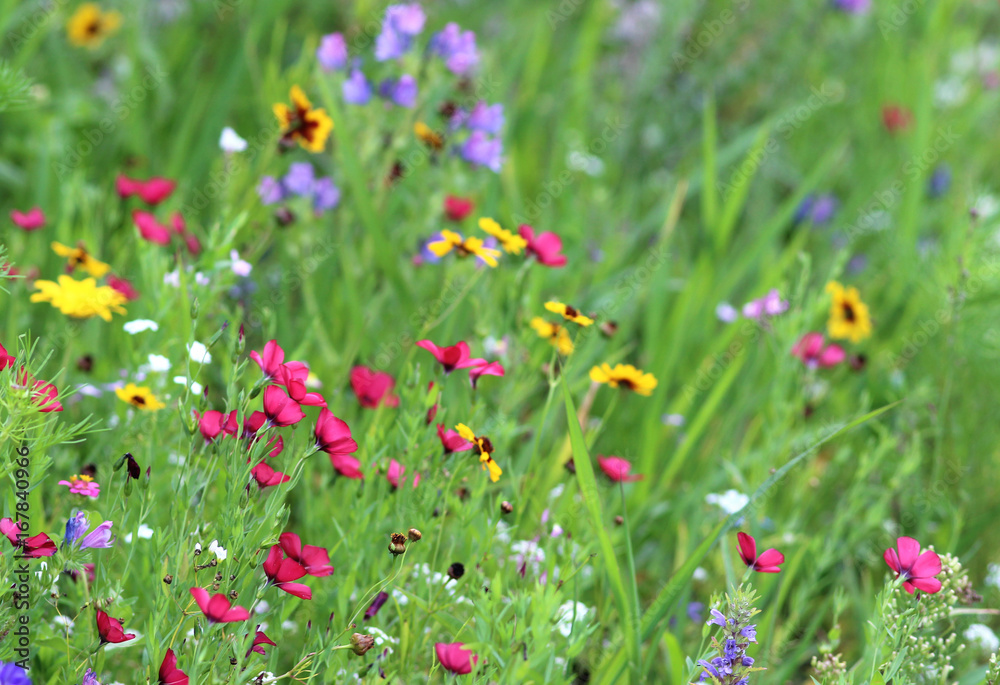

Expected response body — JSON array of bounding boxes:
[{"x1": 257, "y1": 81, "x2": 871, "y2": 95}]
[{"x1": 2, "y1": 0, "x2": 1000, "y2": 683}]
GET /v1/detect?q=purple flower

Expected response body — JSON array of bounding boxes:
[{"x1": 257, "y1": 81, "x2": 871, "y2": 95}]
[
  {"x1": 928, "y1": 164, "x2": 951, "y2": 198},
  {"x1": 0, "y1": 662, "x2": 31, "y2": 685},
  {"x1": 364, "y1": 591, "x2": 389, "y2": 620},
  {"x1": 739, "y1": 624, "x2": 757, "y2": 642},
  {"x1": 742, "y1": 289, "x2": 788, "y2": 319},
  {"x1": 795, "y1": 193, "x2": 838, "y2": 224},
  {"x1": 460, "y1": 131, "x2": 503, "y2": 172},
  {"x1": 81, "y1": 668, "x2": 102, "y2": 685},
  {"x1": 430, "y1": 23, "x2": 479, "y2": 75},
  {"x1": 416, "y1": 234, "x2": 443, "y2": 265},
  {"x1": 384, "y1": 3, "x2": 425, "y2": 35},
  {"x1": 65, "y1": 510, "x2": 89, "y2": 546},
  {"x1": 79, "y1": 521, "x2": 115, "y2": 549},
  {"x1": 282, "y1": 163, "x2": 315, "y2": 197},
  {"x1": 380, "y1": 75, "x2": 418, "y2": 108},
  {"x1": 832, "y1": 0, "x2": 870, "y2": 12},
  {"x1": 715, "y1": 302, "x2": 738, "y2": 323},
  {"x1": 375, "y1": 27, "x2": 410, "y2": 61},
  {"x1": 257, "y1": 176, "x2": 285, "y2": 205},
  {"x1": 317, "y1": 33, "x2": 348, "y2": 71},
  {"x1": 686, "y1": 601, "x2": 704, "y2": 622},
  {"x1": 343, "y1": 69, "x2": 373, "y2": 105},
  {"x1": 697, "y1": 659, "x2": 721, "y2": 680},
  {"x1": 707, "y1": 609, "x2": 727, "y2": 627},
  {"x1": 312, "y1": 178, "x2": 341, "y2": 213},
  {"x1": 466, "y1": 102, "x2": 504, "y2": 134}
]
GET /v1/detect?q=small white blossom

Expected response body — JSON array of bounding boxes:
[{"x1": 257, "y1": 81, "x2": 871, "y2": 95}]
[
  {"x1": 174, "y1": 376, "x2": 203, "y2": 395},
  {"x1": 208, "y1": 540, "x2": 228, "y2": 562},
  {"x1": 230, "y1": 250, "x2": 253, "y2": 277},
  {"x1": 554, "y1": 600, "x2": 593, "y2": 637},
  {"x1": 705, "y1": 490, "x2": 749, "y2": 515},
  {"x1": 124, "y1": 524, "x2": 154, "y2": 543},
  {"x1": 124, "y1": 319, "x2": 159, "y2": 335},
  {"x1": 219, "y1": 126, "x2": 248, "y2": 153},
  {"x1": 147, "y1": 354, "x2": 171, "y2": 372},
  {"x1": 187, "y1": 341, "x2": 212, "y2": 364},
  {"x1": 965, "y1": 623, "x2": 1000, "y2": 652}
]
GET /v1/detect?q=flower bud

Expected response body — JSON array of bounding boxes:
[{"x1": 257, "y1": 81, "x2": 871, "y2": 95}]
[
  {"x1": 190, "y1": 297, "x2": 199, "y2": 320},
  {"x1": 407, "y1": 528, "x2": 422, "y2": 542},
  {"x1": 388, "y1": 533, "x2": 407, "y2": 556},
  {"x1": 163, "y1": 574, "x2": 173, "y2": 584},
  {"x1": 500, "y1": 501, "x2": 513, "y2": 515},
  {"x1": 447, "y1": 562, "x2": 465, "y2": 580},
  {"x1": 351, "y1": 632, "x2": 375, "y2": 656}
]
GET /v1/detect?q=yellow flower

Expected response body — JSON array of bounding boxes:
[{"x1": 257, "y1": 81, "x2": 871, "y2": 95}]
[
  {"x1": 478, "y1": 217, "x2": 527, "y2": 255},
  {"x1": 51, "y1": 241, "x2": 110, "y2": 278},
  {"x1": 115, "y1": 383, "x2": 166, "y2": 411},
  {"x1": 428, "y1": 230, "x2": 501, "y2": 268},
  {"x1": 545, "y1": 301, "x2": 594, "y2": 326},
  {"x1": 455, "y1": 423, "x2": 502, "y2": 482},
  {"x1": 414, "y1": 121, "x2": 444, "y2": 150},
  {"x1": 31, "y1": 275, "x2": 127, "y2": 321},
  {"x1": 529, "y1": 317, "x2": 574, "y2": 355},
  {"x1": 825, "y1": 281, "x2": 872, "y2": 343},
  {"x1": 67, "y1": 3, "x2": 121, "y2": 48},
  {"x1": 273, "y1": 86, "x2": 333, "y2": 153},
  {"x1": 589, "y1": 363, "x2": 658, "y2": 396}
]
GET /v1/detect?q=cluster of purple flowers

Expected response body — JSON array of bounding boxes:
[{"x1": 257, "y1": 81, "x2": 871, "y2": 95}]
[
  {"x1": 430, "y1": 22, "x2": 480, "y2": 75},
  {"x1": 257, "y1": 163, "x2": 341, "y2": 214},
  {"x1": 831, "y1": 0, "x2": 871, "y2": 13},
  {"x1": 451, "y1": 101, "x2": 504, "y2": 172},
  {"x1": 64, "y1": 510, "x2": 115, "y2": 549},
  {"x1": 699, "y1": 608, "x2": 758, "y2": 684}
]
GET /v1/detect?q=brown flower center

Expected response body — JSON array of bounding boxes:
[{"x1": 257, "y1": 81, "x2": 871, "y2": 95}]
[
  {"x1": 131, "y1": 395, "x2": 146, "y2": 406},
  {"x1": 842, "y1": 302, "x2": 856, "y2": 322}
]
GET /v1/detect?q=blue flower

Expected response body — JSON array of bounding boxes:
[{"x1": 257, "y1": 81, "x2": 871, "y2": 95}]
[
  {"x1": 0, "y1": 661, "x2": 31, "y2": 685},
  {"x1": 64, "y1": 510, "x2": 89, "y2": 547},
  {"x1": 739, "y1": 623, "x2": 757, "y2": 643},
  {"x1": 282, "y1": 163, "x2": 315, "y2": 197},
  {"x1": 257, "y1": 176, "x2": 285, "y2": 205},
  {"x1": 466, "y1": 102, "x2": 504, "y2": 134},
  {"x1": 379, "y1": 75, "x2": 418, "y2": 108},
  {"x1": 312, "y1": 178, "x2": 341, "y2": 214},
  {"x1": 707, "y1": 608, "x2": 727, "y2": 627},
  {"x1": 343, "y1": 69, "x2": 373, "y2": 106},
  {"x1": 430, "y1": 23, "x2": 479, "y2": 75},
  {"x1": 460, "y1": 131, "x2": 503, "y2": 172}
]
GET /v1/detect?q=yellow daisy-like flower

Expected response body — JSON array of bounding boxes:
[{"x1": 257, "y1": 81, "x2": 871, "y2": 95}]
[
  {"x1": 545, "y1": 301, "x2": 594, "y2": 326},
  {"x1": 51, "y1": 241, "x2": 110, "y2": 278},
  {"x1": 478, "y1": 217, "x2": 527, "y2": 255},
  {"x1": 115, "y1": 383, "x2": 166, "y2": 411},
  {"x1": 273, "y1": 86, "x2": 334, "y2": 153},
  {"x1": 529, "y1": 317, "x2": 574, "y2": 355},
  {"x1": 414, "y1": 121, "x2": 444, "y2": 151},
  {"x1": 589, "y1": 363, "x2": 658, "y2": 396},
  {"x1": 825, "y1": 281, "x2": 872, "y2": 343},
  {"x1": 428, "y1": 230, "x2": 501, "y2": 268},
  {"x1": 455, "y1": 423, "x2": 502, "y2": 482},
  {"x1": 30, "y1": 275, "x2": 127, "y2": 321},
  {"x1": 67, "y1": 3, "x2": 122, "y2": 48}
]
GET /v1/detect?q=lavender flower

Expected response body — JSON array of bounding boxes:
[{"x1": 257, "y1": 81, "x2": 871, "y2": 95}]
[
  {"x1": 927, "y1": 164, "x2": 951, "y2": 198},
  {"x1": 282, "y1": 163, "x2": 315, "y2": 197},
  {"x1": 430, "y1": 23, "x2": 479, "y2": 75},
  {"x1": 460, "y1": 131, "x2": 503, "y2": 172},
  {"x1": 375, "y1": 3, "x2": 425, "y2": 61},
  {"x1": 79, "y1": 521, "x2": 115, "y2": 549},
  {"x1": 379, "y1": 75, "x2": 418, "y2": 108},
  {"x1": 0, "y1": 662, "x2": 30, "y2": 685},
  {"x1": 81, "y1": 668, "x2": 102, "y2": 685},
  {"x1": 831, "y1": 0, "x2": 870, "y2": 12},
  {"x1": 466, "y1": 101, "x2": 504, "y2": 134},
  {"x1": 312, "y1": 178, "x2": 341, "y2": 213},
  {"x1": 741, "y1": 289, "x2": 788, "y2": 319},
  {"x1": 64, "y1": 510, "x2": 89, "y2": 546},
  {"x1": 343, "y1": 69, "x2": 373, "y2": 105},
  {"x1": 317, "y1": 33, "x2": 348, "y2": 71},
  {"x1": 795, "y1": 193, "x2": 838, "y2": 224},
  {"x1": 257, "y1": 176, "x2": 285, "y2": 205},
  {"x1": 698, "y1": 587, "x2": 763, "y2": 684}
]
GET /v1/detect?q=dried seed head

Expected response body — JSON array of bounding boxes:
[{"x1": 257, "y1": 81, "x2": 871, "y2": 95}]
[
  {"x1": 229, "y1": 656, "x2": 238, "y2": 665},
  {"x1": 351, "y1": 632, "x2": 375, "y2": 656},
  {"x1": 163, "y1": 574, "x2": 173, "y2": 585},
  {"x1": 228, "y1": 590, "x2": 239, "y2": 601},
  {"x1": 389, "y1": 533, "x2": 407, "y2": 556},
  {"x1": 448, "y1": 562, "x2": 465, "y2": 581},
  {"x1": 500, "y1": 501, "x2": 513, "y2": 515}
]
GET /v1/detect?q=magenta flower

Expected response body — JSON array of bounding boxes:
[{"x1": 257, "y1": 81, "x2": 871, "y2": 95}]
[
  {"x1": 884, "y1": 536, "x2": 942, "y2": 594},
  {"x1": 435, "y1": 642, "x2": 478, "y2": 675},
  {"x1": 469, "y1": 361, "x2": 504, "y2": 389},
  {"x1": 597, "y1": 456, "x2": 643, "y2": 482},
  {"x1": 58, "y1": 474, "x2": 101, "y2": 498},
  {"x1": 416, "y1": 340, "x2": 486, "y2": 374},
  {"x1": 742, "y1": 289, "x2": 788, "y2": 319},
  {"x1": 190, "y1": 587, "x2": 251, "y2": 623},
  {"x1": 10, "y1": 207, "x2": 45, "y2": 231},
  {"x1": 791, "y1": 332, "x2": 845, "y2": 369},
  {"x1": 737, "y1": 532, "x2": 784, "y2": 573},
  {"x1": 386, "y1": 458, "x2": 420, "y2": 489},
  {"x1": 436, "y1": 424, "x2": 474, "y2": 455}
]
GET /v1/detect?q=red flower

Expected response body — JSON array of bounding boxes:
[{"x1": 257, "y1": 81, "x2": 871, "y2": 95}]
[
  {"x1": 133, "y1": 210, "x2": 172, "y2": 245},
  {"x1": 435, "y1": 642, "x2": 478, "y2": 675},
  {"x1": 416, "y1": 340, "x2": 486, "y2": 375},
  {"x1": 519, "y1": 225, "x2": 567, "y2": 267},
  {"x1": 250, "y1": 461, "x2": 291, "y2": 488},
  {"x1": 330, "y1": 453, "x2": 363, "y2": 479},
  {"x1": 279, "y1": 532, "x2": 334, "y2": 577},
  {"x1": 597, "y1": 456, "x2": 643, "y2": 482},
  {"x1": 737, "y1": 532, "x2": 785, "y2": 573},
  {"x1": 195, "y1": 409, "x2": 239, "y2": 442},
  {"x1": 386, "y1": 458, "x2": 420, "y2": 489},
  {"x1": 444, "y1": 195, "x2": 475, "y2": 221},
  {"x1": 276, "y1": 363, "x2": 326, "y2": 407},
  {"x1": 96, "y1": 608, "x2": 136, "y2": 644},
  {"x1": 32, "y1": 379, "x2": 63, "y2": 412},
  {"x1": 263, "y1": 546, "x2": 313, "y2": 600},
  {"x1": 262, "y1": 385, "x2": 306, "y2": 427},
  {"x1": 350, "y1": 366, "x2": 400, "y2": 408},
  {"x1": 170, "y1": 213, "x2": 201, "y2": 255},
  {"x1": 436, "y1": 424, "x2": 474, "y2": 454},
  {"x1": 117, "y1": 175, "x2": 176, "y2": 205},
  {"x1": 10, "y1": 207, "x2": 45, "y2": 231},
  {"x1": 249, "y1": 340, "x2": 286, "y2": 381},
  {"x1": 791, "y1": 332, "x2": 845, "y2": 369},
  {"x1": 882, "y1": 105, "x2": 912, "y2": 133},
  {"x1": 107, "y1": 275, "x2": 140, "y2": 301},
  {"x1": 884, "y1": 536, "x2": 942, "y2": 594},
  {"x1": 1, "y1": 518, "x2": 57, "y2": 557},
  {"x1": 314, "y1": 409, "x2": 359, "y2": 456},
  {"x1": 469, "y1": 361, "x2": 504, "y2": 389},
  {"x1": 0, "y1": 343, "x2": 15, "y2": 370},
  {"x1": 158, "y1": 648, "x2": 189, "y2": 685},
  {"x1": 247, "y1": 630, "x2": 277, "y2": 656},
  {"x1": 189, "y1": 587, "x2": 251, "y2": 623}
]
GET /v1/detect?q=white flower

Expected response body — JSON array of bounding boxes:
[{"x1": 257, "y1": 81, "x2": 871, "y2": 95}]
[
  {"x1": 164, "y1": 270, "x2": 181, "y2": 287},
  {"x1": 692, "y1": 566, "x2": 708, "y2": 582},
  {"x1": 208, "y1": 540, "x2": 228, "y2": 562},
  {"x1": 974, "y1": 194, "x2": 999, "y2": 219},
  {"x1": 195, "y1": 272, "x2": 210, "y2": 286},
  {"x1": 219, "y1": 126, "x2": 248, "y2": 153},
  {"x1": 167, "y1": 453, "x2": 187, "y2": 467},
  {"x1": 715, "y1": 302, "x2": 738, "y2": 323},
  {"x1": 281, "y1": 620, "x2": 297, "y2": 632},
  {"x1": 147, "y1": 354, "x2": 171, "y2": 372},
  {"x1": 124, "y1": 319, "x2": 159, "y2": 335},
  {"x1": 554, "y1": 600, "x2": 593, "y2": 637},
  {"x1": 52, "y1": 615, "x2": 75, "y2": 634},
  {"x1": 230, "y1": 250, "x2": 253, "y2": 277},
  {"x1": 662, "y1": 413, "x2": 685, "y2": 427},
  {"x1": 985, "y1": 563, "x2": 1000, "y2": 589},
  {"x1": 549, "y1": 483, "x2": 565, "y2": 500},
  {"x1": 255, "y1": 600, "x2": 271, "y2": 614},
  {"x1": 256, "y1": 672, "x2": 278, "y2": 684},
  {"x1": 391, "y1": 588, "x2": 409, "y2": 606},
  {"x1": 705, "y1": 489, "x2": 749, "y2": 515},
  {"x1": 187, "y1": 341, "x2": 212, "y2": 365},
  {"x1": 124, "y1": 524, "x2": 154, "y2": 543},
  {"x1": 174, "y1": 376, "x2": 203, "y2": 395},
  {"x1": 965, "y1": 623, "x2": 1000, "y2": 652}
]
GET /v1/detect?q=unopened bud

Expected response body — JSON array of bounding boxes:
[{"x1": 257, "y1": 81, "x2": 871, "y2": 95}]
[
  {"x1": 614, "y1": 515, "x2": 624, "y2": 526},
  {"x1": 351, "y1": 632, "x2": 375, "y2": 656},
  {"x1": 447, "y1": 562, "x2": 465, "y2": 580},
  {"x1": 407, "y1": 528, "x2": 422, "y2": 542},
  {"x1": 500, "y1": 501, "x2": 513, "y2": 515},
  {"x1": 190, "y1": 298, "x2": 199, "y2": 320}
]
